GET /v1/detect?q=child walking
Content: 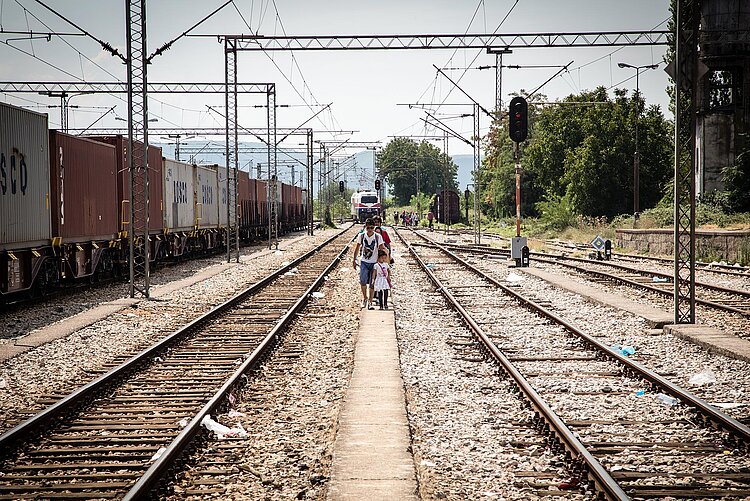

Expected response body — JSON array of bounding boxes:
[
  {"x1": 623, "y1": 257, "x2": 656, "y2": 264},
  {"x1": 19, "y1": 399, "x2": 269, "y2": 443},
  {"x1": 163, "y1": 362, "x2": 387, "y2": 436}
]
[{"x1": 371, "y1": 250, "x2": 392, "y2": 310}]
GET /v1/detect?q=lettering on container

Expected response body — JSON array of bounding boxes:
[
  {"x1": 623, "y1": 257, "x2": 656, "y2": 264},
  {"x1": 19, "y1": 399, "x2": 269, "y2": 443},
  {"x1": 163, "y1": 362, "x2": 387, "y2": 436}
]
[
  {"x1": 173, "y1": 180, "x2": 188, "y2": 204},
  {"x1": 202, "y1": 184, "x2": 213, "y2": 205},
  {"x1": 0, "y1": 148, "x2": 29, "y2": 196},
  {"x1": 59, "y1": 147, "x2": 65, "y2": 225}
]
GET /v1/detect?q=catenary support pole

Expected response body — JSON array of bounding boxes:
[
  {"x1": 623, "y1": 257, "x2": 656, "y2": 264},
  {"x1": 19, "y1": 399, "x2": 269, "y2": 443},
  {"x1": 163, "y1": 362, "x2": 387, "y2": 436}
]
[{"x1": 126, "y1": 0, "x2": 150, "y2": 298}]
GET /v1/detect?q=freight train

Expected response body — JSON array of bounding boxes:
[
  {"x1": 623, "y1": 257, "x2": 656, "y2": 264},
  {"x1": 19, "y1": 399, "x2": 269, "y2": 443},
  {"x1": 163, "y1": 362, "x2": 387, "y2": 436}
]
[{"x1": 0, "y1": 102, "x2": 306, "y2": 303}]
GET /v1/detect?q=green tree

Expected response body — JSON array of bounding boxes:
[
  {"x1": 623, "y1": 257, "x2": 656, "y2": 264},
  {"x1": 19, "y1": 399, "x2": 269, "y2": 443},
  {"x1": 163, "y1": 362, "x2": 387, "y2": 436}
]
[
  {"x1": 377, "y1": 138, "x2": 458, "y2": 205},
  {"x1": 484, "y1": 87, "x2": 673, "y2": 220}
]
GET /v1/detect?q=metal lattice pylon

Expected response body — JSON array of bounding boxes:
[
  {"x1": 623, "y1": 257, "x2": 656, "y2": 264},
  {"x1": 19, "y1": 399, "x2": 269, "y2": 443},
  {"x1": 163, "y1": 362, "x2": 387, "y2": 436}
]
[
  {"x1": 307, "y1": 128, "x2": 314, "y2": 235},
  {"x1": 673, "y1": 0, "x2": 700, "y2": 323},
  {"x1": 267, "y1": 86, "x2": 279, "y2": 249},
  {"x1": 225, "y1": 39, "x2": 239, "y2": 263},
  {"x1": 473, "y1": 103, "x2": 481, "y2": 245},
  {"x1": 126, "y1": 0, "x2": 150, "y2": 298}
]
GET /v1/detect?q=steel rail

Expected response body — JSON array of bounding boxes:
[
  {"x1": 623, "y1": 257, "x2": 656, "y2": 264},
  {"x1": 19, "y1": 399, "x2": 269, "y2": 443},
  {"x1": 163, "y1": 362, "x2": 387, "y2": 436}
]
[
  {"x1": 437, "y1": 241, "x2": 750, "y2": 318},
  {"x1": 410, "y1": 231, "x2": 750, "y2": 444},
  {"x1": 394, "y1": 228, "x2": 629, "y2": 500},
  {"x1": 124, "y1": 226, "x2": 355, "y2": 498},
  {"x1": 0, "y1": 225, "x2": 353, "y2": 458}
]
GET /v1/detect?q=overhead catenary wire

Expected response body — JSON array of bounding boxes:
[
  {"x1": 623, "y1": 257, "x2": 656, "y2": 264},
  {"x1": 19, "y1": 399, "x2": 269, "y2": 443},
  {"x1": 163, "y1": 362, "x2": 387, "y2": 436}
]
[{"x1": 31, "y1": 0, "x2": 125, "y2": 62}]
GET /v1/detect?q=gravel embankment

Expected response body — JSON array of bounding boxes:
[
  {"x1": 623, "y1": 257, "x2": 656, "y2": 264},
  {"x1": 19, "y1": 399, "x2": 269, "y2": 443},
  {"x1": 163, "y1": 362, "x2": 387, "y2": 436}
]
[
  {"x1": 426, "y1": 230, "x2": 750, "y2": 423},
  {"x1": 393, "y1": 244, "x2": 588, "y2": 500},
  {"x1": 0, "y1": 228, "x2": 342, "y2": 434},
  {"x1": 168, "y1": 252, "x2": 361, "y2": 500}
]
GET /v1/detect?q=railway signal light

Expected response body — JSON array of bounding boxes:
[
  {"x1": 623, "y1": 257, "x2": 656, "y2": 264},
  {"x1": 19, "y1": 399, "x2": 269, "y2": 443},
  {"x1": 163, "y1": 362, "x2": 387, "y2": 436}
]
[
  {"x1": 508, "y1": 96, "x2": 528, "y2": 143},
  {"x1": 339, "y1": 181, "x2": 344, "y2": 193},
  {"x1": 375, "y1": 179, "x2": 381, "y2": 191}
]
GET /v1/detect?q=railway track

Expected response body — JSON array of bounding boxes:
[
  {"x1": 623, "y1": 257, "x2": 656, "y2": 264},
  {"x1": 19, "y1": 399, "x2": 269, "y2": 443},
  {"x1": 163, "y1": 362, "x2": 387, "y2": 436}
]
[
  {"x1": 440, "y1": 228, "x2": 750, "y2": 277},
  {"x1": 429, "y1": 235, "x2": 750, "y2": 319},
  {"x1": 396, "y1": 228, "x2": 750, "y2": 499},
  {"x1": 0, "y1": 224, "x2": 356, "y2": 500}
]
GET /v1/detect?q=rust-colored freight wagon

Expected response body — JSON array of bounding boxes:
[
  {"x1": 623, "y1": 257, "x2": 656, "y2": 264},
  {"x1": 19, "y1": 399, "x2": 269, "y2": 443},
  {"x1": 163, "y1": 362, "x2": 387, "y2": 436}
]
[
  {"x1": 89, "y1": 136, "x2": 164, "y2": 234},
  {"x1": 49, "y1": 131, "x2": 118, "y2": 242},
  {"x1": 256, "y1": 179, "x2": 268, "y2": 230},
  {"x1": 48, "y1": 131, "x2": 119, "y2": 279}
]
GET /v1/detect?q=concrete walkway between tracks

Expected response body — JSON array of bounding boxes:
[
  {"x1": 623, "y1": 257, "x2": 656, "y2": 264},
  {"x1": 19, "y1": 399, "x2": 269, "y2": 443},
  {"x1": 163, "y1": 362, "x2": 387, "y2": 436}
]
[{"x1": 327, "y1": 308, "x2": 418, "y2": 501}]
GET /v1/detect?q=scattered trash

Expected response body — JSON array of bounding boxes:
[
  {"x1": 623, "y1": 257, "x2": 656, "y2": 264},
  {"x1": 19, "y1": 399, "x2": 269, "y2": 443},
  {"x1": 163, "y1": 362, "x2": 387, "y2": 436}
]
[
  {"x1": 635, "y1": 389, "x2": 646, "y2": 397},
  {"x1": 712, "y1": 402, "x2": 746, "y2": 410},
  {"x1": 0, "y1": 378, "x2": 6, "y2": 389},
  {"x1": 558, "y1": 478, "x2": 580, "y2": 490},
  {"x1": 227, "y1": 410, "x2": 246, "y2": 418},
  {"x1": 652, "y1": 276, "x2": 669, "y2": 283},
  {"x1": 426, "y1": 263, "x2": 436, "y2": 269},
  {"x1": 506, "y1": 272, "x2": 524, "y2": 282},
  {"x1": 150, "y1": 447, "x2": 167, "y2": 462},
  {"x1": 274, "y1": 250, "x2": 284, "y2": 256},
  {"x1": 311, "y1": 291, "x2": 325, "y2": 299},
  {"x1": 610, "y1": 465, "x2": 624, "y2": 472},
  {"x1": 610, "y1": 344, "x2": 636, "y2": 357},
  {"x1": 291, "y1": 267, "x2": 299, "y2": 274},
  {"x1": 689, "y1": 369, "x2": 717, "y2": 386},
  {"x1": 281, "y1": 260, "x2": 291, "y2": 266},
  {"x1": 178, "y1": 418, "x2": 189, "y2": 428},
  {"x1": 153, "y1": 356, "x2": 164, "y2": 363},
  {"x1": 655, "y1": 393, "x2": 679, "y2": 406},
  {"x1": 340, "y1": 267, "x2": 350, "y2": 273},
  {"x1": 201, "y1": 415, "x2": 248, "y2": 439},
  {"x1": 228, "y1": 393, "x2": 237, "y2": 406},
  {"x1": 420, "y1": 459, "x2": 436, "y2": 467}
]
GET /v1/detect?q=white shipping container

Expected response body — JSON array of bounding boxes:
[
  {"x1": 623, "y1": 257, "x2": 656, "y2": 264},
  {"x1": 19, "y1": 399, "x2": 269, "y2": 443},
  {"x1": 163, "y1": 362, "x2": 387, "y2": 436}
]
[
  {"x1": 0, "y1": 102, "x2": 51, "y2": 250},
  {"x1": 162, "y1": 158, "x2": 196, "y2": 232},
  {"x1": 216, "y1": 165, "x2": 229, "y2": 227},
  {"x1": 194, "y1": 164, "x2": 219, "y2": 228}
]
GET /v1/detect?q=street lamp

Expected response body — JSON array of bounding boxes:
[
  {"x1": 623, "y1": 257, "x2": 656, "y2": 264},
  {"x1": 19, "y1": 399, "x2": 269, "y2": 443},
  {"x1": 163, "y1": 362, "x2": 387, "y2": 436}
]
[{"x1": 618, "y1": 62, "x2": 659, "y2": 222}]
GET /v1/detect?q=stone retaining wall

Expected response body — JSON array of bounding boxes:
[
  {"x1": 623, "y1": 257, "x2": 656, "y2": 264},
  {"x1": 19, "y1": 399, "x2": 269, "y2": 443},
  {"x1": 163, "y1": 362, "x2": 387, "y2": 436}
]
[{"x1": 616, "y1": 228, "x2": 750, "y2": 264}]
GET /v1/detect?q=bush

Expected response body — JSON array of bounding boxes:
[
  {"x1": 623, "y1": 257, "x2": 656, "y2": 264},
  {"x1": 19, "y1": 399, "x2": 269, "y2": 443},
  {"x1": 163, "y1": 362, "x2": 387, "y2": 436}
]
[{"x1": 535, "y1": 193, "x2": 578, "y2": 231}]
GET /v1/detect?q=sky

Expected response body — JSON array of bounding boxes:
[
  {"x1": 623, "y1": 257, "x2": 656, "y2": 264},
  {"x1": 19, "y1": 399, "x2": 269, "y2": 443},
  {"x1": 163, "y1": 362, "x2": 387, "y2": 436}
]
[{"x1": 0, "y1": 0, "x2": 672, "y2": 189}]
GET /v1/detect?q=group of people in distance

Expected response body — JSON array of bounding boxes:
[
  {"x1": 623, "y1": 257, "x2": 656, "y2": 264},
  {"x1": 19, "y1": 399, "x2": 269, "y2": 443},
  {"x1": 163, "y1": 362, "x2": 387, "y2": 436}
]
[
  {"x1": 352, "y1": 216, "x2": 393, "y2": 311},
  {"x1": 392, "y1": 209, "x2": 435, "y2": 230},
  {"x1": 395, "y1": 210, "x2": 420, "y2": 227}
]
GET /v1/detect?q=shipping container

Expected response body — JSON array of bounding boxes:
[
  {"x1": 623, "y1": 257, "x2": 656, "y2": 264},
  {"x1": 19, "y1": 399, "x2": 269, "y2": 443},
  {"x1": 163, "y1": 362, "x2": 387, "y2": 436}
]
[
  {"x1": 48, "y1": 131, "x2": 118, "y2": 242},
  {"x1": 237, "y1": 170, "x2": 250, "y2": 227},
  {"x1": 194, "y1": 164, "x2": 219, "y2": 229},
  {"x1": 162, "y1": 158, "x2": 196, "y2": 232},
  {"x1": 89, "y1": 136, "x2": 164, "y2": 233},
  {"x1": 0, "y1": 102, "x2": 51, "y2": 251},
  {"x1": 215, "y1": 164, "x2": 229, "y2": 227},
  {"x1": 256, "y1": 179, "x2": 268, "y2": 226}
]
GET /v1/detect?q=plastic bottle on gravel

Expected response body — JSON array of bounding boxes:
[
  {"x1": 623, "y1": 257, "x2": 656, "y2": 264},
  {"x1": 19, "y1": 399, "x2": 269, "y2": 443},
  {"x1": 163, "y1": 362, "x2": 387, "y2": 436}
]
[{"x1": 655, "y1": 393, "x2": 679, "y2": 406}]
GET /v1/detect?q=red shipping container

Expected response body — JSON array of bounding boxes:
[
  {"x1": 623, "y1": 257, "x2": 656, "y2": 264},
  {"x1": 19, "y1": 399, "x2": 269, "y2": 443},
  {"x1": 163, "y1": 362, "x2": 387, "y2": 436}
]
[
  {"x1": 246, "y1": 178, "x2": 258, "y2": 225},
  {"x1": 89, "y1": 136, "x2": 163, "y2": 233},
  {"x1": 256, "y1": 179, "x2": 268, "y2": 225},
  {"x1": 238, "y1": 170, "x2": 250, "y2": 201},
  {"x1": 49, "y1": 131, "x2": 118, "y2": 242}
]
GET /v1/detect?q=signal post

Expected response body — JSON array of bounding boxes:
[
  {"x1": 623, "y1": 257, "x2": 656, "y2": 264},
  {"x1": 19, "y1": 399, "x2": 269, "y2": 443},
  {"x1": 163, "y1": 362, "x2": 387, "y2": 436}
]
[{"x1": 509, "y1": 96, "x2": 529, "y2": 267}]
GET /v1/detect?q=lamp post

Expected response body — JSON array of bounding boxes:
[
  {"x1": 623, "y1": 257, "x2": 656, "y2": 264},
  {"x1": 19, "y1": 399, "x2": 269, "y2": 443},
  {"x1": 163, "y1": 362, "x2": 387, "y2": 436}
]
[{"x1": 618, "y1": 62, "x2": 659, "y2": 223}]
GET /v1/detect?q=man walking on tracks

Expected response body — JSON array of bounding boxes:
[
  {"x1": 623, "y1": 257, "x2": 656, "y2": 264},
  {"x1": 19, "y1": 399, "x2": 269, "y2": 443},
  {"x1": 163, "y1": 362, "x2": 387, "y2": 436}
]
[{"x1": 353, "y1": 218, "x2": 386, "y2": 310}]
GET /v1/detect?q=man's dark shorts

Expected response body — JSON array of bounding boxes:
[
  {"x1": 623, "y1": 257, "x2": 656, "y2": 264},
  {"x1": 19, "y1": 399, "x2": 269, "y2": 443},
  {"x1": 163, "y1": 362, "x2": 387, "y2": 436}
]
[{"x1": 359, "y1": 261, "x2": 375, "y2": 285}]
